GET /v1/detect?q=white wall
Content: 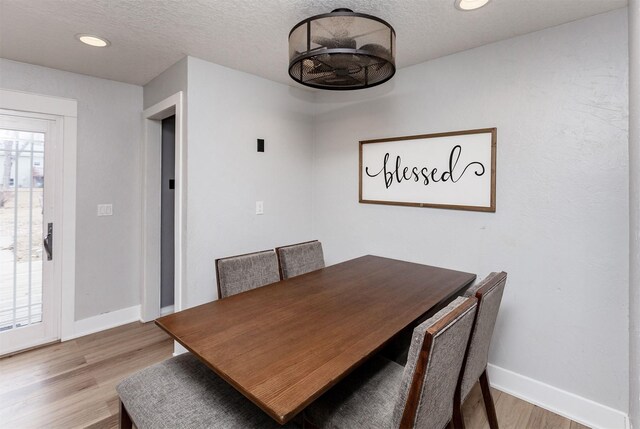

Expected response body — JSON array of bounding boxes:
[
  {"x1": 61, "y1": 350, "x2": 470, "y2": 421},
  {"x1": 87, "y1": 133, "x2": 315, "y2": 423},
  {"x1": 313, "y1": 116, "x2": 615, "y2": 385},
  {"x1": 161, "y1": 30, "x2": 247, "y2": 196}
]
[
  {"x1": 0, "y1": 59, "x2": 143, "y2": 320},
  {"x1": 629, "y1": 1, "x2": 640, "y2": 427},
  {"x1": 312, "y1": 8, "x2": 629, "y2": 420},
  {"x1": 184, "y1": 57, "x2": 315, "y2": 307}
]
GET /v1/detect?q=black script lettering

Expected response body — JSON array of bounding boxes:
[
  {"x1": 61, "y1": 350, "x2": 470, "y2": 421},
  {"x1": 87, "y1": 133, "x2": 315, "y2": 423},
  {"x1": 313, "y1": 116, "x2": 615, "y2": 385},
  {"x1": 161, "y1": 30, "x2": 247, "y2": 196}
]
[
  {"x1": 365, "y1": 152, "x2": 393, "y2": 188},
  {"x1": 448, "y1": 145, "x2": 485, "y2": 182},
  {"x1": 421, "y1": 168, "x2": 429, "y2": 185},
  {"x1": 402, "y1": 166, "x2": 412, "y2": 181},
  {"x1": 395, "y1": 156, "x2": 403, "y2": 183},
  {"x1": 365, "y1": 145, "x2": 485, "y2": 189},
  {"x1": 430, "y1": 167, "x2": 440, "y2": 183}
]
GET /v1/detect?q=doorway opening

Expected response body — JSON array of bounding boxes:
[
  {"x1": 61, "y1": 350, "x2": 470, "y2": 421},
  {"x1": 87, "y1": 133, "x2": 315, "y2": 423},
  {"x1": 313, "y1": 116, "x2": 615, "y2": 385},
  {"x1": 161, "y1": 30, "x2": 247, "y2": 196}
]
[
  {"x1": 141, "y1": 92, "x2": 185, "y2": 324},
  {"x1": 160, "y1": 115, "x2": 175, "y2": 315}
]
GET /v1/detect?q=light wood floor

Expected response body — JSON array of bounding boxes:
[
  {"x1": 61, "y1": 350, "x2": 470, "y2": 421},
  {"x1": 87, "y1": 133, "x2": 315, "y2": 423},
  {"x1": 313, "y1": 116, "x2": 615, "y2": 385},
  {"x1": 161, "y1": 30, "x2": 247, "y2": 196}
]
[{"x1": 0, "y1": 322, "x2": 590, "y2": 429}]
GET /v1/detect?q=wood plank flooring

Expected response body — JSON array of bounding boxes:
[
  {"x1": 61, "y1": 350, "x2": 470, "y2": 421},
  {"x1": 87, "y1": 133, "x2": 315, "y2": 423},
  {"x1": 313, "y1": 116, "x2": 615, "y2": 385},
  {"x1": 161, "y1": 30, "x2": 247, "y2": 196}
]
[{"x1": 0, "y1": 321, "x2": 590, "y2": 428}]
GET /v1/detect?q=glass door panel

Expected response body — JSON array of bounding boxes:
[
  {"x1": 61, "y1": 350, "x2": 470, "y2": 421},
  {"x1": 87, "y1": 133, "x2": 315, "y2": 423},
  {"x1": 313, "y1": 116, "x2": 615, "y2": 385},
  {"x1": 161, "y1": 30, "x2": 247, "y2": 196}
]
[
  {"x1": 0, "y1": 131, "x2": 45, "y2": 332},
  {"x1": 0, "y1": 114, "x2": 57, "y2": 355}
]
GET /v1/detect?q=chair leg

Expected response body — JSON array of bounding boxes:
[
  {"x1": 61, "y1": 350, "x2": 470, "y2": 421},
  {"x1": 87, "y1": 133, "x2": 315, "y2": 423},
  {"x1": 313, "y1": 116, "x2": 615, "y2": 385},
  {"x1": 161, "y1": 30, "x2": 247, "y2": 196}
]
[
  {"x1": 452, "y1": 403, "x2": 465, "y2": 429},
  {"x1": 119, "y1": 400, "x2": 133, "y2": 429},
  {"x1": 479, "y1": 370, "x2": 499, "y2": 429}
]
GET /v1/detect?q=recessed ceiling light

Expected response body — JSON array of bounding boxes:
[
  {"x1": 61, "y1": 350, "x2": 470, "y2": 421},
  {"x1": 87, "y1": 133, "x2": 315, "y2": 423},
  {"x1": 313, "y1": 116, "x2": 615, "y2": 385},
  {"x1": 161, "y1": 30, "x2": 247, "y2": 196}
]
[
  {"x1": 455, "y1": 0, "x2": 491, "y2": 11},
  {"x1": 75, "y1": 34, "x2": 110, "y2": 47}
]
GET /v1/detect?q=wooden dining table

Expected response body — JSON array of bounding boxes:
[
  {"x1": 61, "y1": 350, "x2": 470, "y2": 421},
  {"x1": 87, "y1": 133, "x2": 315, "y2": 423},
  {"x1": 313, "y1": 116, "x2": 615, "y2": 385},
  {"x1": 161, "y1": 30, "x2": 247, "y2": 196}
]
[{"x1": 155, "y1": 255, "x2": 476, "y2": 425}]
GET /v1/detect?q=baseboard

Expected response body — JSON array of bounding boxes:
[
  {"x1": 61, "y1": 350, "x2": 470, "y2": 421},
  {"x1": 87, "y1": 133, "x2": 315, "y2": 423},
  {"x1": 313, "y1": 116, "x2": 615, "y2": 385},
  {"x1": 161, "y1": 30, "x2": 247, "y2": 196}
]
[
  {"x1": 62, "y1": 305, "x2": 141, "y2": 341},
  {"x1": 487, "y1": 363, "x2": 629, "y2": 429}
]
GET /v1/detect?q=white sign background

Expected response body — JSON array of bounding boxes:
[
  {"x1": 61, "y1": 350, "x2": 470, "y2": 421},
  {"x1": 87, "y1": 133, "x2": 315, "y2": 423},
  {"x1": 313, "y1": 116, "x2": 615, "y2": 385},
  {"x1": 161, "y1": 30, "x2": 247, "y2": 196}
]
[{"x1": 360, "y1": 129, "x2": 496, "y2": 211}]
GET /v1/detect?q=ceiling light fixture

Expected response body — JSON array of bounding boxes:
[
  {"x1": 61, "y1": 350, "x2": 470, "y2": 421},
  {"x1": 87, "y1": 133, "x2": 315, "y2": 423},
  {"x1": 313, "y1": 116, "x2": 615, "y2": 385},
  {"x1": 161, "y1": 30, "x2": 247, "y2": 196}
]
[
  {"x1": 75, "y1": 34, "x2": 110, "y2": 47},
  {"x1": 455, "y1": 0, "x2": 491, "y2": 11},
  {"x1": 288, "y1": 8, "x2": 396, "y2": 90}
]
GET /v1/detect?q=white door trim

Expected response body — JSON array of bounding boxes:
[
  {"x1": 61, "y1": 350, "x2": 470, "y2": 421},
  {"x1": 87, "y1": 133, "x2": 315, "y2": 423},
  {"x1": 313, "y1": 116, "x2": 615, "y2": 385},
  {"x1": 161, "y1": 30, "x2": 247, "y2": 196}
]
[
  {"x1": 140, "y1": 92, "x2": 186, "y2": 322},
  {"x1": 0, "y1": 88, "x2": 77, "y2": 342}
]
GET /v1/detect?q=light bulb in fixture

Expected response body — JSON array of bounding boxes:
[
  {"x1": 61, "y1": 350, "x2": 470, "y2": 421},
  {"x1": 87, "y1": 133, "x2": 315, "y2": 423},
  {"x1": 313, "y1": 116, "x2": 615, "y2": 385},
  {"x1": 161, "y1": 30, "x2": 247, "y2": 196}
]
[
  {"x1": 455, "y1": 0, "x2": 491, "y2": 11},
  {"x1": 75, "y1": 34, "x2": 110, "y2": 47}
]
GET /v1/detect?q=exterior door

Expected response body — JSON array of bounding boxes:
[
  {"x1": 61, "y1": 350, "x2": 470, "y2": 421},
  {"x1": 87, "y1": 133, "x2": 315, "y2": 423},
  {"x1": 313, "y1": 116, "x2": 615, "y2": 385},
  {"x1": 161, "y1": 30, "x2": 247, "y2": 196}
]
[{"x1": 0, "y1": 112, "x2": 59, "y2": 355}]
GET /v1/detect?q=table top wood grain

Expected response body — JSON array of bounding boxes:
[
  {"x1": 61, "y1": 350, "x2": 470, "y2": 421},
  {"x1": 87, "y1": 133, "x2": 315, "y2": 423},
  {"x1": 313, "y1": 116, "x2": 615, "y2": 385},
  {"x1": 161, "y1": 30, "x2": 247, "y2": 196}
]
[{"x1": 155, "y1": 255, "x2": 476, "y2": 424}]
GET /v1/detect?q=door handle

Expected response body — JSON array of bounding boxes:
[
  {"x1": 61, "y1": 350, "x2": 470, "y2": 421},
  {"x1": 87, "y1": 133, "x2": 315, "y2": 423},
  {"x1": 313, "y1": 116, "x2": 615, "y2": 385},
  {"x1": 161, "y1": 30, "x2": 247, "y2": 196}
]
[{"x1": 43, "y1": 223, "x2": 53, "y2": 261}]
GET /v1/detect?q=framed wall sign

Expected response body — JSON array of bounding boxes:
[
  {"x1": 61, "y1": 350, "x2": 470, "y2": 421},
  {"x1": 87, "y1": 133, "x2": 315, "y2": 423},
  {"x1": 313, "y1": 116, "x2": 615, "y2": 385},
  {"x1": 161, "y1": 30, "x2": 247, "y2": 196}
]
[{"x1": 359, "y1": 128, "x2": 496, "y2": 212}]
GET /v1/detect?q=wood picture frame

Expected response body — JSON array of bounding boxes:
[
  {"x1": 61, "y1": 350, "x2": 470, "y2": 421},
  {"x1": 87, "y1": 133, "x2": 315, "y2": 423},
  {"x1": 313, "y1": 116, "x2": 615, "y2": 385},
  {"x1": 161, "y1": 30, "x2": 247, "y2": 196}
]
[{"x1": 359, "y1": 128, "x2": 497, "y2": 212}]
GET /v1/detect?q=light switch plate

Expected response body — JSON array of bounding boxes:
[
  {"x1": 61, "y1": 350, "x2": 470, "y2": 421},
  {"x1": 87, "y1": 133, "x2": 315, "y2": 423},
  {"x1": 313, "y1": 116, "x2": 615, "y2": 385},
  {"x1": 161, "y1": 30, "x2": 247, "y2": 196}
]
[
  {"x1": 97, "y1": 204, "x2": 113, "y2": 216},
  {"x1": 256, "y1": 201, "x2": 264, "y2": 215}
]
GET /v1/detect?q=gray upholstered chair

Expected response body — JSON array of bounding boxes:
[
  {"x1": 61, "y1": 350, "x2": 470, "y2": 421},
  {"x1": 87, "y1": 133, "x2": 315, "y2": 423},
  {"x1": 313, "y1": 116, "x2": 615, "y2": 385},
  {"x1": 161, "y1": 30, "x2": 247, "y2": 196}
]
[
  {"x1": 117, "y1": 353, "x2": 297, "y2": 429},
  {"x1": 453, "y1": 272, "x2": 508, "y2": 429},
  {"x1": 304, "y1": 296, "x2": 478, "y2": 429},
  {"x1": 276, "y1": 240, "x2": 325, "y2": 279},
  {"x1": 215, "y1": 250, "x2": 280, "y2": 299}
]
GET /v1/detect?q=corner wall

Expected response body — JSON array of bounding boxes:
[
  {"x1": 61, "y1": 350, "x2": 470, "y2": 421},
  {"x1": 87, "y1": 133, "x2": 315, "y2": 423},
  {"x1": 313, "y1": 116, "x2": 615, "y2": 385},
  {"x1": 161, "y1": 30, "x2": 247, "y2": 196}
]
[
  {"x1": 143, "y1": 57, "x2": 188, "y2": 110},
  {"x1": 184, "y1": 57, "x2": 315, "y2": 307},
  {"x1": 311, "y1": 9, "x2": 629, "y2": 428}
]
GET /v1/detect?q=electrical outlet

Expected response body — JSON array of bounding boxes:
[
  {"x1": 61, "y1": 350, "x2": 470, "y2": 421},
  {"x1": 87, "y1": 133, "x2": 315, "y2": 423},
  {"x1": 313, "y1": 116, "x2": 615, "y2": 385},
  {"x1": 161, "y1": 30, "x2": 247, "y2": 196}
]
[
  {"x1": 256, "y1": 201, "x2": 264, "y2": 215},
  {"x1": 97, "y1": 204, "x2": 113, "y2": 216}
]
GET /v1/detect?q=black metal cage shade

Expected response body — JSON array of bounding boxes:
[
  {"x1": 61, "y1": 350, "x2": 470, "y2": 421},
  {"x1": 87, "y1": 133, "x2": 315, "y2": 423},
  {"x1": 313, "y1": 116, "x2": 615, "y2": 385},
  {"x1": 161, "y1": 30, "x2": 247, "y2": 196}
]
[{"x1": 288, "y1": 9, "x2": 396, "y2": 90}]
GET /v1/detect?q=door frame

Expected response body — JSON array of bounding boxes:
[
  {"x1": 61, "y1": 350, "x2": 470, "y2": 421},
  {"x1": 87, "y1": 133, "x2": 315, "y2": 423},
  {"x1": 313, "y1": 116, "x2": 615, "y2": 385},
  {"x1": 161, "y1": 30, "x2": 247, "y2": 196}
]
[
  {"x1": 0, "y1": 88, "x2": 78, "y2": 344},
  {"x1": 140, "y1": 92, "x2": 186, "y2": 322}
]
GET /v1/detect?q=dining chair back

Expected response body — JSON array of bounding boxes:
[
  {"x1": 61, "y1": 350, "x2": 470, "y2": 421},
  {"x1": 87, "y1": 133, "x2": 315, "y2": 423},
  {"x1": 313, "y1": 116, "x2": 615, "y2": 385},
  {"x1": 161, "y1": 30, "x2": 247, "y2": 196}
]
[
  {"x1": 276, "y1": 240, "x2": 325, "y2": 279},
  {"x1": 215, "y1": 250, "x2": 280, "y2": 298},
  {"x1": 303, "y1": 296, "x2": 478, "y2": 429},
  {"x1": 454, "y1": 271, "x2": 508, "y2": 429},
  {"x1": 393, "y1": 296, "x2": 478, "y2": 429}
]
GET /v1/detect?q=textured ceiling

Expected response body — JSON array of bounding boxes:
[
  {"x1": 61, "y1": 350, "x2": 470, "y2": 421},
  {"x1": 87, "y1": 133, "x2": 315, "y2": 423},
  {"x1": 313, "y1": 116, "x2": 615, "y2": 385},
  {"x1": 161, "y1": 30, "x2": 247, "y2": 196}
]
[{"x1": 0, "y1": 0, "x2": 628, "y2": 88}]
